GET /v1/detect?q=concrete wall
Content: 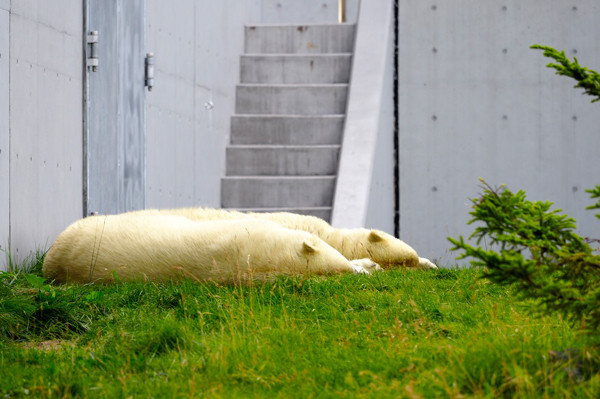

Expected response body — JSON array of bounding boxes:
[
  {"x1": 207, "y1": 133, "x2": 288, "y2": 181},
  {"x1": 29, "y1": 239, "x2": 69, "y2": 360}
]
[
  {"x1": 397, "y1": 1, "x2": 600, "y2": 265},
  {"x1": 365, "y1": 14, "x2": 395, "y2": 234},
  {"x1": 260, "y1": 0, "x2": 359, "y2": 23},
  {"x1": 0, "y1": 2, "x2": 8, "y2": 256},
  {"x1": 5, "y1": 0, "x2": 83, "y2": 263},
  {"x1": 145, "y1": 1, "x2": 262, "y2": 209}
]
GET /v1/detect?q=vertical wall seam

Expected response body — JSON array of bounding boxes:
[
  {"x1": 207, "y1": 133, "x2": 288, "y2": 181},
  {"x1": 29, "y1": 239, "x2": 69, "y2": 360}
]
[
  {"x1": 7, "y1": 3, "x2": 11, "y2": 253},
  {"x1": 193, "y1": 1, "x2": 197, "y2": 204},
  {"x1": 142, "y1": 0, "x2": 147, "y2": 210},
  {"x1": 392, "y1": 0, "x2": 400, "y2": 238},
  {"x1": 82, "y1": 0, "x2": 88, "y2": 217},
  {"x1": 118, "y1": 0, "x2": 123, "y2": 211}
]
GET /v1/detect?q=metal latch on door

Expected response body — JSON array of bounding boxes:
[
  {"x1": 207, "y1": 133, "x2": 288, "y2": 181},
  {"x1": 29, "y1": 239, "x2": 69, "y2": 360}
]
[
  {"x1": 145, "y1": 53, "x2": 154, "y2": 91},
  {"x1": 87, "y1": 30, "x2": 99, "y2": 71}
]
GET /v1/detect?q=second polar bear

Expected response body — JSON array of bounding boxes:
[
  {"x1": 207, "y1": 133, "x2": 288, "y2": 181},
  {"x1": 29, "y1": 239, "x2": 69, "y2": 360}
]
[
  {"x1": 42, "y1": 214, "x2": 381, "y2": 284},
  {"x1": 130, "y1": 208, "x2": 437, "y2": 270}
]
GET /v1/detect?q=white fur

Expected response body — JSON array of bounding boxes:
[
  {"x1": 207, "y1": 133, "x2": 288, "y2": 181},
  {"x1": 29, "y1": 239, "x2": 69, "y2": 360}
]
[
  {"x1": 130, "y1": 208, "x2": 437, "y2": 269},
  {"x1": 43, "y1": 214, "x2": 382, "y2": 284}
]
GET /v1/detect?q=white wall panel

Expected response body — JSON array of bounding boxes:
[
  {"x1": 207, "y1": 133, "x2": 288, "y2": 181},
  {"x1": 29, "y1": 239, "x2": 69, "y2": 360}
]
[
  {"x1": 145, "y1": 0, "x2": 203, "y2": 209},
  {"x1": 0, "y1": 7, "x2": 8, "y2": 259},
  {"x1": 8, "y1": 2, "x2": 83, "y2": 264},
  {"x1": 365, "y1": 13, "x2": 395, "y2": 234},
  {"x1": 398, "y1": 1, "x2": 600, "y2": 265}
]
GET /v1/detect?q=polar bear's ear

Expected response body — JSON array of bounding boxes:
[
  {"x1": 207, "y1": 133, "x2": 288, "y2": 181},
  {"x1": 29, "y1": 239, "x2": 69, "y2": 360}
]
[
  {"x1": 301, "y1": 240, "x2": 317, "y2": 254},
  {"x1": 368, "y1": 230, "x2": 385, "y2": 243}
]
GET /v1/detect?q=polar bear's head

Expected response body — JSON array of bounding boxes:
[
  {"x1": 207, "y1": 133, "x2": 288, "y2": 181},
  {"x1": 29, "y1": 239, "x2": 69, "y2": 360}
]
[
  {"x1": 362, "y1": 229, "x2": 420, "y2": 269},
  {"x1": 289, "y1": 233, "x2": 380, "y2": 276}
]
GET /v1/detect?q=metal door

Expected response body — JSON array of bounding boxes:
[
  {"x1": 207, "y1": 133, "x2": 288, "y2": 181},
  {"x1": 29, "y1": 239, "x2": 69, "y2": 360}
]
[{"x1": 85, "y1": 0, "x2": 146, "y2": 215}]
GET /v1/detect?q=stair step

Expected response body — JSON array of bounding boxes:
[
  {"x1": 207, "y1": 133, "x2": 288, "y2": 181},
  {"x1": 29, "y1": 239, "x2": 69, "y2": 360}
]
[
  {"x1": 226, "y1": 207, "x2": 332, "y2": 221},
  {"x1": 245, "y1": 24, "x2": 356, "y2": 54},
  {"x1": 235, "y1": 84, "x2": 348, "y2": 115},
  {"x1": 226, "y1": 145, "x2": 340, "y2": 176},
  {"x1": 241, "y1": 54, "x2": 352, "y2": 84},
  {"x1": 231, "y1": 115, "x2": 344, "y2": 145},
  {"x1": 221, "y1": 176, "x2": 336, "y2": 208}
]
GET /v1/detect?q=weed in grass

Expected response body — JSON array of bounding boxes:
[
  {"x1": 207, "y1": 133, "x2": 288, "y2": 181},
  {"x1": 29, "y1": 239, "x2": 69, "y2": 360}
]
[{"x1": 2, "y1": 247, "x2": 46, "y2": 275}]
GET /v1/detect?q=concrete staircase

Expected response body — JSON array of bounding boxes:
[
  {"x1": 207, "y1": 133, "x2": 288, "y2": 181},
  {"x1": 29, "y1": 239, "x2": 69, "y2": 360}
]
[{"x1": 221, "y1": 24, "x2": 355, "y2": 221}]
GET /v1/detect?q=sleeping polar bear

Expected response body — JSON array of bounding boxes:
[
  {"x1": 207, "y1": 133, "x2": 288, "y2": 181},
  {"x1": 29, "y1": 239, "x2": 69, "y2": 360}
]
[
  {"x1": 43, "y1": 214, "x2": 382, "y2": 284},
  {"x1": 129, "y1": 208, "x2": 437, "y2": 270}
]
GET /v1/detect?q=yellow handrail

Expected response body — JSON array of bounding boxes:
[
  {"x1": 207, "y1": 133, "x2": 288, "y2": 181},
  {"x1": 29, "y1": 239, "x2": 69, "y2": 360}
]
[{"x1": 339, "y1": 0, "x2": 346, "y2": 23}]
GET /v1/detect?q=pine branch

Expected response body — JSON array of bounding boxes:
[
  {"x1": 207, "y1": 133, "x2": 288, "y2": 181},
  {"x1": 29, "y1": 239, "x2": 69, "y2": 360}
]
[
  {"x1": 449, "y1": 181, "x2": 600, "y2": 333},
  {"x1": 531, "y1": 44, "x2": 600, "y2": 103}
]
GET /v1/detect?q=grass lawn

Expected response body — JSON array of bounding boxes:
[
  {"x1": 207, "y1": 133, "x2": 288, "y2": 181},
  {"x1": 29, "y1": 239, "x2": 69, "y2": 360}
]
[{"x1": 1, "y1": 256, "x2": 598, "y2": 398}]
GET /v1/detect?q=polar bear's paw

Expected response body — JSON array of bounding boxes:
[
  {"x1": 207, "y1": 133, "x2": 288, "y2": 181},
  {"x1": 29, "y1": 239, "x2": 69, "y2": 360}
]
[
  {"x1": 418, "y1": 257, "x2": 438, "y2": 269},
  {"x1": 350, "y1": 258, "x2": 383, "y2": 275}
]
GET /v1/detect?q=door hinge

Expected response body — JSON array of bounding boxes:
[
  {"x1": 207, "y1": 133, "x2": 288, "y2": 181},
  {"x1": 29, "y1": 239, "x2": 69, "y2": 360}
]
[
  {"x1": 87, "y1": 30, "x2": 99, "y2": 71},
  {"x1": 145, "y1": 52, "x2": 155, "y2": 91}
]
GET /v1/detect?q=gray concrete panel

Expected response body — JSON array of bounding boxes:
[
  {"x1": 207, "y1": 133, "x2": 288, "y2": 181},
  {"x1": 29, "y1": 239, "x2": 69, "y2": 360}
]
[
  {"x1": 8, "y1": 3, "x2": 83, "y2": 264},
  {"x1": 146, "y1": 0, "x2": 203, "y2": 209},
  {"x1": 260, "y1": 0, "x2": 359, "y2": 23},
  {"x1": 261, "y1": 0, "x2": 339, "y2": 23},
  {"x1": 0, "y1": 9, "x2": 8, "y2": 256},
  {"x1": 245, "y1": 24, "x2": 355, "y2": 54},
  {"x1": 365, "y1": 13, "x2": 395, "y2": 236},
  {"x1": 11, "y1": 0, "x2": 82, "y2": 34},
  {"x1": 397, "y1": 1, "x2": 600, "y2": 265},
  {"x1": 196, "y1": 0, "x2": 262, "y2": 207}
]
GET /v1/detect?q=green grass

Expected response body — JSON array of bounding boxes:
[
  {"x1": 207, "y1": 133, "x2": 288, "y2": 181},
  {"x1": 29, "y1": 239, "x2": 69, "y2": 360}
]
[{"x1": 1, "y1": 256, "x2": 599, "y2": 398}]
